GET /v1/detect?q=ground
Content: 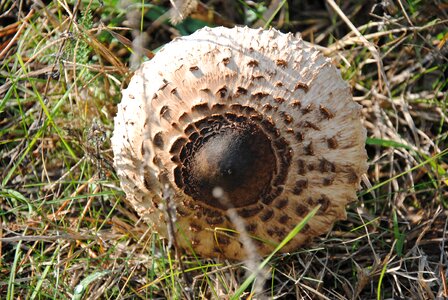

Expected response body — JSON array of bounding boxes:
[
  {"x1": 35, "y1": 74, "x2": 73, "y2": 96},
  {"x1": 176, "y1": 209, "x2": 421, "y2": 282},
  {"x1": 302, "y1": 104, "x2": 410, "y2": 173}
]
[{"x1": 0, "y1": 0, "x2": 447, "y2": 299}]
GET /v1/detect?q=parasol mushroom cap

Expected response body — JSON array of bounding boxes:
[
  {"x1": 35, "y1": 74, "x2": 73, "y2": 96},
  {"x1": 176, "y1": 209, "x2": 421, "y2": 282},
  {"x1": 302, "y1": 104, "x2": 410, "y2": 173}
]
[{"x1": 112, "y1": 26, "x2": 368, "y2": 260}]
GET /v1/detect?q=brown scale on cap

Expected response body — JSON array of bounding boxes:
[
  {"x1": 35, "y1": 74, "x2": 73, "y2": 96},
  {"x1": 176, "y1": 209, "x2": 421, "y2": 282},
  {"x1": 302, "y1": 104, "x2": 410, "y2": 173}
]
[{"x1": 112, "y1": 26, "x2": 368, "y2": 260}]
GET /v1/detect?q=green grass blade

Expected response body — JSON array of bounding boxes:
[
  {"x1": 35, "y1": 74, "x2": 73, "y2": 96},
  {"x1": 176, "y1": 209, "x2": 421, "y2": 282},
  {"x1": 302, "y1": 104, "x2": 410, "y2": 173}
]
[
  {"x1": 231, "y1": 205, "x2": 321, "y2": 299},
  {"x1": 263, "y1": 0, "x2": 288, "y2": 29},
  {"x1": 6, "y1": 239, "x2": 21, "y2": 300},
  {"x1": 30, "y1": 245, "x2": 59, "y2": 300}
]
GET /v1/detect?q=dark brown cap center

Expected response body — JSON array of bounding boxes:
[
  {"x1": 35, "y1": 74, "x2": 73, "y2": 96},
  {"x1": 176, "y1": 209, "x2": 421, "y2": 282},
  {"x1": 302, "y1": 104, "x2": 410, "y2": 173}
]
[{"x1": 183, "y1": 121, "x2": 276, "y2": 209}]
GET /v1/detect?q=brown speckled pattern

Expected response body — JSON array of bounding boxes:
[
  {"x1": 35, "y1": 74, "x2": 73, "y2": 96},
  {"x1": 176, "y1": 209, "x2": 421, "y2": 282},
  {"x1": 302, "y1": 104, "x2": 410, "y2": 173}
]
[{"x1": 112, "y1": 26, "x2": 368, "y2": 260}]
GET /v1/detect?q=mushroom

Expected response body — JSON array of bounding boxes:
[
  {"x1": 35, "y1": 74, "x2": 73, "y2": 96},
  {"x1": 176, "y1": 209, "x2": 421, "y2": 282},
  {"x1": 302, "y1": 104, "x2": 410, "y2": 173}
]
[{"x1": 112, "y1": 26, "x2": 368, "y2": 260}]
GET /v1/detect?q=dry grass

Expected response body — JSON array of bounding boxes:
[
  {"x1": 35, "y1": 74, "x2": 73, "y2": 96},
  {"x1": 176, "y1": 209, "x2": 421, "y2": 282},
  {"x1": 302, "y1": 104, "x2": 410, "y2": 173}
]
[{"x1": 1, "y1": 0, "x2": 447, "y2": 299}]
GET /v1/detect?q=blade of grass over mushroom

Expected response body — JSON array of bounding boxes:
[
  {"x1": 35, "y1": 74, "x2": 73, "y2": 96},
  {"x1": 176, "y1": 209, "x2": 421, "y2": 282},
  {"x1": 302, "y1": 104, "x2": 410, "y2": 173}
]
[
  {"x1": 212, "y1": 227, "x2": 278, "y2": 248},
  {"x1": 174, "y1": 225, "x2": 235, "y2": 297},
  {"x1": 175, "y1": 225, "x2": 203, "y2": 262},
  {"x1": 231, "y1": 205, "x2": 321, "y2": 300}
]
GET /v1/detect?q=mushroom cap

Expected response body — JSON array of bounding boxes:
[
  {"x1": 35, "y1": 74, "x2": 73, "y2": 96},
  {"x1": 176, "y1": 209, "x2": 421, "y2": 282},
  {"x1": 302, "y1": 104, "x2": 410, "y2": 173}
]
[{"x1": 112, "y1": 26, "x2": 368, "y2": 260}]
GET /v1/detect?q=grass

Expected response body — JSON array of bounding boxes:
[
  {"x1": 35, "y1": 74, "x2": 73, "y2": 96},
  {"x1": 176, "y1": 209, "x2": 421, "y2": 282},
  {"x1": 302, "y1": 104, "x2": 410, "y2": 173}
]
[{"x1": 1, "y1": 0, "x2": 447, "y2": 299}]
